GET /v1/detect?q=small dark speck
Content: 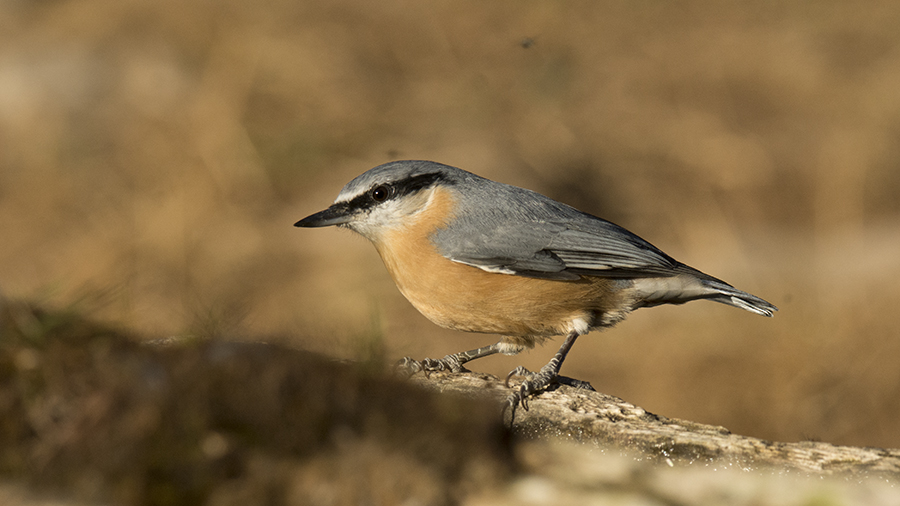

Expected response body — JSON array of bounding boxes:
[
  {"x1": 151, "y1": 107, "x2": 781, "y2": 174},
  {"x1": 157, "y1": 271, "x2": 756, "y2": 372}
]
[{"x1": 520, "y1": 37, "x2": 536, "y2": 49}]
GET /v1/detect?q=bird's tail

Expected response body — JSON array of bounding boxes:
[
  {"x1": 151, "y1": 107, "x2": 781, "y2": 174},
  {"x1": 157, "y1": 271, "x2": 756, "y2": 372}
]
[
  {"x1": 698, "y1": 278, "x2": 777, "y2": 317},
  {"x1": 632, "y1": 269, "x2": 777, "y2": 317}
]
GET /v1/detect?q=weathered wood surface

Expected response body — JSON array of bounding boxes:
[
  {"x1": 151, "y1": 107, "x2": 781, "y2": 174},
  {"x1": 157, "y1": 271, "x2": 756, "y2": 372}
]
[{"x1": 409, "y1": 370, "x2": 900, "y2": 477}]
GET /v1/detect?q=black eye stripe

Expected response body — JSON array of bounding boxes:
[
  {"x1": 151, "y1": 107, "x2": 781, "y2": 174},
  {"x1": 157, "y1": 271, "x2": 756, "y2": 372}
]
[
  {"x1": 343, "y1": 172, "x2": 448, "y2": 213},
  {"x1": 399, "y1": 172, "x2": 445, "y2": 195}
]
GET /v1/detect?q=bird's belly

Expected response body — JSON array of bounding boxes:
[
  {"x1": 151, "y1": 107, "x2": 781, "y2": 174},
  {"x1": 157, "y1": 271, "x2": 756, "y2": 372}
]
[{"x1": 376, "y1": 237, "x2": 632, "y2": 338}]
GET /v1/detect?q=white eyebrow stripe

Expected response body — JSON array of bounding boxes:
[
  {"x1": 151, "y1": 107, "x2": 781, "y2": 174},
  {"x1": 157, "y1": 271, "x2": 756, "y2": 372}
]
[{"x1": 334, "y1": 188, "x2": 365, "y2": 204}]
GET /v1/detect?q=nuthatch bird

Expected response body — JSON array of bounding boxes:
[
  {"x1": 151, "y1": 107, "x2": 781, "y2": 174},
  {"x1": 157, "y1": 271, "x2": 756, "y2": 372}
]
[{"x1": 296, "y1": 160, "x2": 776, "y2": 419}]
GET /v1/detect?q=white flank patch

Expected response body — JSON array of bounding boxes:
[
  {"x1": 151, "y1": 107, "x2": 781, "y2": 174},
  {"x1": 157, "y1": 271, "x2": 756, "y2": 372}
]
[{"x1": 569, "y1": 316, "x2": 590, "y2": 336}]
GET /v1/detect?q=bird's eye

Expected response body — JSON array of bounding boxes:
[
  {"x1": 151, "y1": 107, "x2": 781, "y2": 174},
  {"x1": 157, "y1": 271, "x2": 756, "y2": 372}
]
[{"x1": 371, "y1": 185, "x2": 391, "y2": 202}]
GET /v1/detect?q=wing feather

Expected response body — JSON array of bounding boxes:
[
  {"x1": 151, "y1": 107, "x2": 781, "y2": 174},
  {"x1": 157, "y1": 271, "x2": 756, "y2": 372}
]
[{"x1": 431, "y1": 186, "x2": 681, "y2": 280}]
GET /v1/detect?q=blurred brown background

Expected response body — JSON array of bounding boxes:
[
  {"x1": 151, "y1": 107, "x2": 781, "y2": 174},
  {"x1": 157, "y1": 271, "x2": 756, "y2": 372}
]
[{"x1": 2, "y1": 0, "x2": 899, "y2": 449}]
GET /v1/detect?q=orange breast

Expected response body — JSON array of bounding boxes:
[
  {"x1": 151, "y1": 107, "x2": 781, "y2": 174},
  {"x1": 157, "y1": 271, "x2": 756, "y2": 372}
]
[{"x1": 371, "y1": 187, "x2": 634, "y2": 340}]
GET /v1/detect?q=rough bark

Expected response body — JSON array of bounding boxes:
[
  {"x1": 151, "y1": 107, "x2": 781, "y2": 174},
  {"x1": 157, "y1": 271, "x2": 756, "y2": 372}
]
[{"x1": 409, "y1": 371, "x2": 900, "y2": 477}]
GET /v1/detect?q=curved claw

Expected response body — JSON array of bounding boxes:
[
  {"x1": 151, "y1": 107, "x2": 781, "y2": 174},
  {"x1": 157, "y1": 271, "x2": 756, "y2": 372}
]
[
  {"x1": 419, "y1": 357, "x2": 440, "y2": 378},
  {"x1": 502, "y1": 381, "x2": 536, "y2": 427},
  {"x1": 519, "y1": 387, "x2": 530, "y2": 412},
  {"x1": 506, "y1": 365, "x2": 561, "y2": 418},
  {"x1": 504, "y1": 365, "x2": 533, "y2": 388},
  {"x1": 504, "y1": 370, "x2": 515, "y2": 388},
  {"x1": 519, "y1": 379, "x2": 540, "y2": 411}
]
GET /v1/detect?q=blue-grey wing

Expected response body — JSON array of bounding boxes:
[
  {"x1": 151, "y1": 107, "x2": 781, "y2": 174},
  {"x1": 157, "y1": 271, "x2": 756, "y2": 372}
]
[
  {"x1": 433, "y1": 220, "x2": 577, "y2": 279},
  {"x1": 430, "y1": 191, "x2": 681, "y2": 280}
]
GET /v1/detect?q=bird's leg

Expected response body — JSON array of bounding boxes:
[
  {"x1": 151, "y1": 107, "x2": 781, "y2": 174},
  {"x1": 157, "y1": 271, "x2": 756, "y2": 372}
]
[
  {"x1": 503, "y1": 330, "x2": 593, "y2": 423},
  {"x1": 397, "y1": 342, "x2": 502, "y2": 376}
]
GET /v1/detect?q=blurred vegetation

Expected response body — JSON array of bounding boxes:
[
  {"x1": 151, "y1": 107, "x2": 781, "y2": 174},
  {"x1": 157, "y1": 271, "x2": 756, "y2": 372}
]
[
  {"x1": 2, "y1": 0, "x2": 900, "y2": 449},
  {"x1": 0, "y1": 299, "x2": 510, "y2": 505}
]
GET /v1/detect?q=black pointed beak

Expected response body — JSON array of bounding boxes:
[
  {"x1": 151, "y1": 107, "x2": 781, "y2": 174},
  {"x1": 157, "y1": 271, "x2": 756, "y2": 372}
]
[{"x1": 294, "y1": 203, "x2": 353, "y2": 228}]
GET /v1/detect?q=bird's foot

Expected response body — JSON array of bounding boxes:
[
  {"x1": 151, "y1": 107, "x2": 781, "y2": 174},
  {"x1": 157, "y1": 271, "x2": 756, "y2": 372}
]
[
  {"x1": 395, "y1": 354, "x2": 468, "y2": 378},
  {"x1": 502, "y1": 364, "x2": 595, "y2": 425},
  {"x1": 503, "y1": 364, "x2": 556, "y2": 414}
]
